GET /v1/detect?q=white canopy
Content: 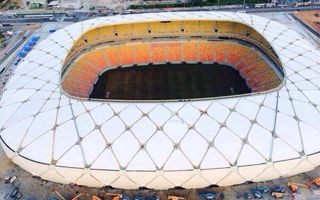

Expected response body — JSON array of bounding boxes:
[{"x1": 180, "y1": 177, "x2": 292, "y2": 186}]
[{"x1": 1, "y1": 12, "x2": 320, "y2": 189}]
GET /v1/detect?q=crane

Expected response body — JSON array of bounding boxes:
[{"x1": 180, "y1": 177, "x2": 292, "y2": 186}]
[{"x1": 51, "y1": 189, "x2": 65, "y2": 200}]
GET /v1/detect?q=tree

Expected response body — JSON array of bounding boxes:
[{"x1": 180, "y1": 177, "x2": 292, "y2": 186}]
[{"x1": 190, "y1": 0, "x2": 202, "y2": 6}]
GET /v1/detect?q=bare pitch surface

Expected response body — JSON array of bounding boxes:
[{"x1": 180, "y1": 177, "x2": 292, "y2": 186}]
[{"x1": 90, "y1": 64, "x2": 251, "y2": 100}]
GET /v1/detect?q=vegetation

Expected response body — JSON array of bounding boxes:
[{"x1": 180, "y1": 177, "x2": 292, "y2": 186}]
[
  {"x1": 0, "y1": 0, "x2": 19, "y2": 10},
  {"x1": 0, "y1": 0, "x2": 9, "y2": 9},
  {"x1": 29, "y1": 2, "x2": 43, "y2": 8},
  {"x1": 0, "y1": 32, "x2": 4, "y2": 40},
  {"x1": 204, "y1": 0, "x2": 268, "y2": 5},
  {"x1": 0, "y1": 32, "x2": 5, "y2": 48},
  {"x1": 128, "y1": 0, "x2": 268, "y2": 9},
  {"x1": 129, "y1": 3, "x2": 193, "y2": 9}
]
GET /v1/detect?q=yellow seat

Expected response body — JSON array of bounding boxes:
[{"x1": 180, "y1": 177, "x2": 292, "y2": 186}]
[
  {"x1": 199, "y1": 20, "x2": 215, "y2": 35},
  {"x1": 98, "y1": 26, "x2": 117, "y2": 41},
  {"x1": 132, "y1": 22, "x2": 149, "y2": 38},
  {"x1": 183, "y1": 21, "x2": 200, "y2": 35},
  {"x1": 115, "y1": 24, "x2": 134, "y2": 39},
  {"x1": 165, "y1": 21, "x2": 182, "y2": 36},
  {"x1": 83, "y1": 29, "x2": 102, "y2": 44}
]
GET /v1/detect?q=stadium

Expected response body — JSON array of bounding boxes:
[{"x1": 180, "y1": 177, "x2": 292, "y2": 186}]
[{"x1": 0, "y1": 12, "x2": 320, "y2": 189}]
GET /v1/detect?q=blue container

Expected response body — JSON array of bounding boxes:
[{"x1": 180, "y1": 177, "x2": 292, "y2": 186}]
[
  {"x1": 28, "y1": 41, "x2": 36, "y2": 46},
  {"x1": 49, "y1": 29, "x2": 56, "y2": 33},
  {"x1": 30, "y1": 35, "x2": 40, "y2": 42},
  {"x1": 19, "y1": 51, "x2": 27, "y2": 57},
  {"x1": 24, "y1": 45, "x2": 32, "y2": 52}
]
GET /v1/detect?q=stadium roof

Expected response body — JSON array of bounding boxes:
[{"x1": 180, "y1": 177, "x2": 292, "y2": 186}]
[{"x1": 1, "y1": 12, "x2": 320, "y2": 189}]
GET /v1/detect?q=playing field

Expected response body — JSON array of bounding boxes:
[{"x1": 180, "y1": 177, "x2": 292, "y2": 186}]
[{"x1": 90, "y1": 63, "x2": 251, "y2": 100}]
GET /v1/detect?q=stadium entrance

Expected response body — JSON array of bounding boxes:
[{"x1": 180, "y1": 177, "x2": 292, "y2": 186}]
[{"x1": 90, "y1": 63, "x2": 251, "y2": 101}]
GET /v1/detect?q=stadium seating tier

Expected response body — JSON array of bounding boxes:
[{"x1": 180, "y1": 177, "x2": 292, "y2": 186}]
[{"x1": 63, "y1": 40, "x2": 281, "y2": 98}]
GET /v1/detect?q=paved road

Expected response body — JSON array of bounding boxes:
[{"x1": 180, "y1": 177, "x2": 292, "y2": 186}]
[{"x1": 0, "y1": 33, "x2": 30, "y2": 65}]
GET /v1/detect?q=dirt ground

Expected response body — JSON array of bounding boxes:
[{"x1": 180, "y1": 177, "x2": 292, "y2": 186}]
[{"x1": 294, "y1": 10, "x2": 320, "y2": 33}]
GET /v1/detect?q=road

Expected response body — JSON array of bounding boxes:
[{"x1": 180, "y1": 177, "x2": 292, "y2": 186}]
[
  {"x1": 0, "y1": 5, "x2": 319, "y2": 24},
  {"x1": 0, "y1": 9, "x2": 320, "y2": 200},
  {"x1": 0, "y1": 32, "x2": 30, "y2": 64}
]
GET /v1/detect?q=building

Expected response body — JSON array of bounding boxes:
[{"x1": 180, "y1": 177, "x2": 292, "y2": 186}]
[{"x1": 0, "y1": 12, "x2": 320, "y2": 189}]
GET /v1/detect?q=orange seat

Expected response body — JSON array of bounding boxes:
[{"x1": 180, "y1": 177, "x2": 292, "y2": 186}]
[
  {"x1": 167, "y1": 42, "x2": 182, "y2": 63},
  {"x1": 81, "y1": 49, "x2": 107, "y2": 70},
  {"x1": 240, "y1": 60, "x2": 269, "y2": 79},
  {"x1": 252, "y1": 80, "x2": 281, "y2": 92},
  {"x1": 118, "y1": 45, "x2": 134, "y2": 66},
  {"x1": 67, "y1": 68, "x2": 96, "y2": 86},
  {"x1": 62, "y1": 77, "x2": 92, "y2": 97},
  {"x1": 62, "y1": 38, "x2": 282, "y2": 99},
  {"x1": 235, "y1": 52, "x2": 261, "y2": 71},
  {"x1": 198, "y1": 42, "x2": 215, "y2": 63},
  {"x1": 183, "y1": 42, "x2": 198, "y2": 63},
  {"x1": 135, "y1": 43, "x2": 150, "y2": 64},
  {"x1": 214, "y1": 42, "x2": 226, "y2": 63},
  {"x1": 72, "y1": 58, "x2": 100, "y2": 75},
  {"x1": 151, "y1": 43, "x2": 166, "y2": 63},
  {"x1": 105, "y1": 46, "x2": 119, "y2": 67},
  {"x1": 225, "y1": 43, "x2": 252, "y2": 66},
  {"x1": 247, "y1": 70, "x2": 279, "y2": 88}
]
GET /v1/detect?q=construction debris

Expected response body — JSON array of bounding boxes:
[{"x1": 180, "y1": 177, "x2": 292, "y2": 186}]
[
  {"x1": 271, "y1": 192, "x2": 289, "y2": 199},
  {"x1": 272, "y1": 185, "x2": 285, "y2": 193},
  {"x1": 4, "y1": 186, "x2": 22, "y2": 200},
  {"x1": 198, "y1": 191, "x2": 216, "y2": 199},
  {"x1": 250, "y1": 185, "x2": 269, "y2": 198},
  {"x1": 306, "y1": 177, "x2": 320, "y2": 188},
  {"x1": 4, "y1": 176, "x2": 16, "y2": 184},
  {"x1": 168, "y1": 195, "x2": 186, "y2": 200},
  {"x1": 287, "y1": 182, "x2": 308, "y2": 192}
]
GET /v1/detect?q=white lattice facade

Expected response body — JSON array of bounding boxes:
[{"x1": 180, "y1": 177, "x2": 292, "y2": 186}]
[{"x1": 1, "y1": 12, "x2": 320, "y2": 189}]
